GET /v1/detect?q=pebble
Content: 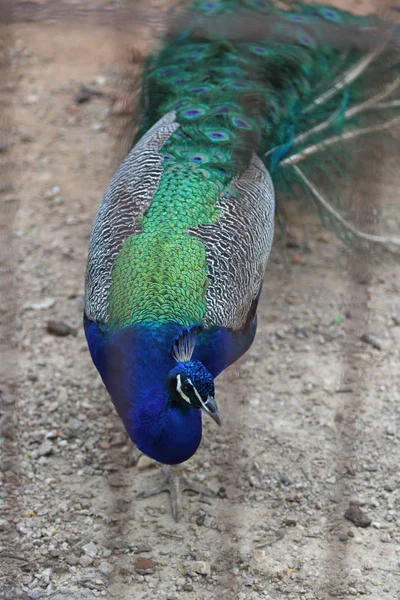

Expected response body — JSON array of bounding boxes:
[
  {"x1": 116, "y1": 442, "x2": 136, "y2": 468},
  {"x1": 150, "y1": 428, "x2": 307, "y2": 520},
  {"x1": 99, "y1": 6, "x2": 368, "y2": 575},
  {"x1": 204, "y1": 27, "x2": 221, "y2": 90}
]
[
  {"x1": 66, "y1": 554, "x2": 79, "y2": 566},
  {"x1": 135, "y1": 558, "x2": 156, "y2": 574},
  {"x1": 92, "y1": 122, "x2": 105, "y2": 133},
  {"x1": 252, "y1": 550, "x2": 288, "y2": 579},
  {"x1": 20, "y1": 131, "x2": 35, "y2": 143},
  {"x1": 27, "y1": 589, "x2": 44, "y2": 599},
  {"x1": 25, "y1": 94, "x2": 40, "y2": 104},
  {"x1": 82, "y1": 541, "x2": 98, "y2": 557},
  {"x1": 349, "y1": 569, "x2": 362, "y2": 578},
  {"x1": 134, "y1": 542, "x2": 152, "y2": 553},
  {"x1": 187, "y1": 561, "x2": 211, "y2": 577},
  {"x1": 384, "y1": 479, "x2": 397, "y2": 492},
  {"x1": 360, "y1": 333, "x2": 381, "y2": 350},
  {"x1": 35, "y1": 440, "x2": 53, "y2": 458},
  {"x1": 57, "y1": 388, "x2": 68, "y2": 403},
  {"x1": 137, "y1": 455, "x2": 157, "y2": 470},
  {"x1": 46, "y1": 320, "x2": 75, "y2": 336},
  {"x1": 99, "y1": 561, "x2": 113, "y2": 576},
  {"x1": 44, "y1": 186, "x2": 61, "y2": 198},
  {"x1": 23, "y1": 297, "x2": 56, "y2": 311},
  {"x1": 344, "y1": 504, "x2": 371, "y2": 528},
  {"x1": 80, "y1": 555, "x2": 93, "y2": 568}
]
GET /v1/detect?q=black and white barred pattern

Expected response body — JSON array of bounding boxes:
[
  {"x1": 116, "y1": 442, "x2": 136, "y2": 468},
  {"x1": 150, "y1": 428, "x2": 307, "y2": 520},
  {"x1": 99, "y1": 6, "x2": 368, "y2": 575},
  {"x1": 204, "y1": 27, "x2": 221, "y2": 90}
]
[
  {"x1": 85, "y1": 112, "x2": 180, "y2": 323},
  {"x1": 190, "y1": 155, "x2": 275, "y2": 331}
]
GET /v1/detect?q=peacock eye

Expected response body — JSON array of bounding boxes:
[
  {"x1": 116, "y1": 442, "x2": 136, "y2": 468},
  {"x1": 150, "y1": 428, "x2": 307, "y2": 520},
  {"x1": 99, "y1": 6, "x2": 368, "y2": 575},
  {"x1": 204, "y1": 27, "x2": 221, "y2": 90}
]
[
  {"x1": 181, "y1": 378, "x2": 194, "y2": 395},
  {"x1": 175, "y1": 374, "x2": 194, "y2": 404}
]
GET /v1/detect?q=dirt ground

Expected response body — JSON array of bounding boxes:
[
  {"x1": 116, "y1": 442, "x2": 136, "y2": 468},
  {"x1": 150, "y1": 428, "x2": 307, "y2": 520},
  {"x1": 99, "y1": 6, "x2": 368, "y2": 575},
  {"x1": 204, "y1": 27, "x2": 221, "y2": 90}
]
[{"x1": 1, "y1": 1, "x2": 400, "y2": 599}]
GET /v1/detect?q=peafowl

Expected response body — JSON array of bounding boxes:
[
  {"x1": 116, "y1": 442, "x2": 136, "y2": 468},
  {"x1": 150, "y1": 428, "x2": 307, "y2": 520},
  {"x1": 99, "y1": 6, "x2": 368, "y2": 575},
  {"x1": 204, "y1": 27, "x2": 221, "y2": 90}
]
[{"x1": 84, "y1": 0, "x2": 400, "y2": 520}]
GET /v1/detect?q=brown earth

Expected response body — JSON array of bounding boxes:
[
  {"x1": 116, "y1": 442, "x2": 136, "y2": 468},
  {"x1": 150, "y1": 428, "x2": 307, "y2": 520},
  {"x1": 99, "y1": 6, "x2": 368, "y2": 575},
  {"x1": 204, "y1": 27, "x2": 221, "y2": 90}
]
[{"x1": 1, "y1": 2, "x2": 399, "y2": 599}]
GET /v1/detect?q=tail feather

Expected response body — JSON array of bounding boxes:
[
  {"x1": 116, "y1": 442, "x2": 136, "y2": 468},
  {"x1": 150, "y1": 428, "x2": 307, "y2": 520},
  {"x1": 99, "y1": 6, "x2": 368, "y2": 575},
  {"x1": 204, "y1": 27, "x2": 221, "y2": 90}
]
[{"x1": 130, "y1": 1, "x2": 400, "y2": 252}]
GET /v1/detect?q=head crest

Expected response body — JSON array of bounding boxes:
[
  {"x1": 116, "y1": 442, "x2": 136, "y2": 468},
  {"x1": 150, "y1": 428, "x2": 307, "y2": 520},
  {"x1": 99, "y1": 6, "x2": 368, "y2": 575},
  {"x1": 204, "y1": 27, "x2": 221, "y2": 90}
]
[{"x1": 171, "y1": 325, "x2": 202, "y2": 363}]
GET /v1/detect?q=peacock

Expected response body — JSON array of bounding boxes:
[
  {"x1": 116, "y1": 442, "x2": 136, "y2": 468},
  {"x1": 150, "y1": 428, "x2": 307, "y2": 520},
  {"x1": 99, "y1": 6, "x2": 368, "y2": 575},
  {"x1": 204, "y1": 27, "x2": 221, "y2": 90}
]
[{"x1": 84, "y1": 0, "x2": 400, "y2": 520}]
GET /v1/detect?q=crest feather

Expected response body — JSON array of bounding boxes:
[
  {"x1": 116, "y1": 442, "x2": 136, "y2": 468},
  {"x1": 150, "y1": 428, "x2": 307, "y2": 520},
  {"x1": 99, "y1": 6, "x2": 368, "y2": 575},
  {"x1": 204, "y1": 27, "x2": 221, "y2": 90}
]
[{"x1": 171, "y1": 326, "x2": 202, "y2": 362}]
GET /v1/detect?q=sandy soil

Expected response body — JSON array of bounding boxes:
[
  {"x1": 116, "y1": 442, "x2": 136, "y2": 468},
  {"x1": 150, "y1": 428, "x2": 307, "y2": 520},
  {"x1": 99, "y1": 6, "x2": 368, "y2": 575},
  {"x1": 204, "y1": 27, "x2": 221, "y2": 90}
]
[{"x1": 1, "y1": 2, "x2": 399, "y2": 599}]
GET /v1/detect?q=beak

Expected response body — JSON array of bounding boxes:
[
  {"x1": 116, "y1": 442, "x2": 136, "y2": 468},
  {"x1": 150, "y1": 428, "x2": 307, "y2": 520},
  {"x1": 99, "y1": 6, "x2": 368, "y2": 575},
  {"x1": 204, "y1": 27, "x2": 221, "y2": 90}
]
[{"x1": 200, "y1": 396, "x2": 223, "y2": 427}]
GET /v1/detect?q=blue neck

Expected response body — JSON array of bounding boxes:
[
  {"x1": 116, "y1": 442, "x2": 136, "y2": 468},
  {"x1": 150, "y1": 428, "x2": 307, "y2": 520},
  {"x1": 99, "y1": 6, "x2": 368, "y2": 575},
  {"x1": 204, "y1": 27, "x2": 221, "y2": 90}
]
[
  {"x1": 85, "y1": 322, "x2": 202, "y2": 464},
  {"x1": 85, "y1": 315, "x2": 257, "y2": 464}
]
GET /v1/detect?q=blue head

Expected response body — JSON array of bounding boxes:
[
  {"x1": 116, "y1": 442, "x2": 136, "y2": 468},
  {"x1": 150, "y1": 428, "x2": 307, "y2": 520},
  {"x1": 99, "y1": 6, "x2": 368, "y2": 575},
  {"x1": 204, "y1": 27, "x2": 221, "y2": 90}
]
[
  {"x1": 167, "y1": 361, "x2": 222, "y2": 426},
  {"x1": 129, "y1": 359, "x2": 221, "y2": 465},
  {"x1": 84, "y1": 321, "x2": 223, "y2": 466}
]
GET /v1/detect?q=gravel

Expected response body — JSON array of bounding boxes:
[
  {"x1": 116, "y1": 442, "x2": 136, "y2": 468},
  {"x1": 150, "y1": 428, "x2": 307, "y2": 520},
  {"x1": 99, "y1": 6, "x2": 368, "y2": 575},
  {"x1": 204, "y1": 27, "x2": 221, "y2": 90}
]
[{"x1": 1, "y1": 2, "x2": 400, "y2": 600}]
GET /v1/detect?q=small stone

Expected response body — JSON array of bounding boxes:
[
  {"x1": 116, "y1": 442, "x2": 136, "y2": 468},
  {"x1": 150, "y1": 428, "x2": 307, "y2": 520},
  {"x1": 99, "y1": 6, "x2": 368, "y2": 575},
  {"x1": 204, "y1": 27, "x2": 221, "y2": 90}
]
[
  {"x1": 344, "y1": 504, "x2": 371, "y2": 528},
  {"x1": 27, "y1": 589, "x2": 44, "y2": 599},
  {"x1": 134, "y1": 543, "x2": 152, "y2": 553},
  {"x1": 36, "y1": 440, "x2": 53, "y2": 457},
  {"x1": 284, "y1": 517, "x2": 297, "y2": 526},
  {"x1": 355, "y1": 537, "x2": 363, "y2": 545},
  {"x1": 217, "y1": 486, "x2": 227, "y2": 498},
  {"x1": 24, "y1": 297, "x2": 56, "y2": 311},
  {"x1": 46, "y1": 320, "x2": 75, "y2": 336},
  {"x1": 25, "y1": 94, "x2": 40, "y2": 104},
  {"x1": 348, "y1": 587, "x2": 357, "y2": 596},
  {"x1": 66, "y1": 554, "x2": 79, "y2": 566},
  {"x1": 92, "y1": 122, "x2": 104, "y2": 133},
  {"x1": 137, "y1": 455, "x2": 157, "y2": 471},
  {"x1": 74, "y1": 89, "x2": 92, "y2": 104},
  {"x1": 135, "y1": 558, "x2": 156, "y2": 574},
  {"x1": 188, "y1": 561, "x2": 211, "y2": 577},
  {"x1": 59, "y1": 587, "x2": 73, "y2": 595},
  {"x1": 44, "y1": 185, "x2": 61, "y2": 198},
  {"x1": 384, "y1": 479, "x2": 397, "y2": 492},
  {"x1": 57, "y1": 388, "x2": 68, "y2": 403},
  {"x1": 380, "y1": 532, "x2": 391, "y2": 543},
  {"x1": 349, "y1": 569, "x2": 362, "y2": 578},
  {"x1": 20, "y1": 131, "x2": 35, "y2": 143},
  {"x1": 196, "y1": 513, "x2": 206, "y2": 526},
  {"x1": 360, "y1": 334, "x2": 381, "y2": 351},
  {"x1": 371, "y1": 522, "x2": 381, "y2": 529},
  {"x1": 80, "y1": 555, "x2": 93, "y2": 568},
  {"x1": 99, "y1": 561, "x2": 113, "y2": 576},
  {"x1": 82, "y1": 541, "x2": 98, "y2": 557},
  {"x1": 94, "y1": 75, "x2": 106, "y2": 86},
  {"x1": 280, "y1": 475, "x2": 291, "y2": 485}
]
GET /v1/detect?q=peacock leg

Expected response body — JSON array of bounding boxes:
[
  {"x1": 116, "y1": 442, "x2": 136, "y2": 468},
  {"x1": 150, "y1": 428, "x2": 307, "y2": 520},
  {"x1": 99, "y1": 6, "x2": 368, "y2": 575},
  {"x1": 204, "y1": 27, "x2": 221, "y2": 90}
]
[{"x1": 138, "y1": 464, "x2": 216, "y2": 521}]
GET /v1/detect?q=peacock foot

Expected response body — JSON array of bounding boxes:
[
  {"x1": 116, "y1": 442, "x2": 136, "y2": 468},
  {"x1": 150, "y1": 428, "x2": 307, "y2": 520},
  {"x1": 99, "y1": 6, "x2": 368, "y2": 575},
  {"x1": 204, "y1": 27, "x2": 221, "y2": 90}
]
[{"x1": 138, "y1": 464, "x2": 216, "y2": 521}]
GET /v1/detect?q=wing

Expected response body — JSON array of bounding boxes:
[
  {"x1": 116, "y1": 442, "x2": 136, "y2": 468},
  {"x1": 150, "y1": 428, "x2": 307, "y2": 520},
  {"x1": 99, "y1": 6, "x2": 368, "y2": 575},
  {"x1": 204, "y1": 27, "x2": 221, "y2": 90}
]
[
  {"x1": 85, "y1": 111, "x2": 180, "y2": 324},
  {"x1": 191, "y1": 153, "x2": 274, "y2": 330}
]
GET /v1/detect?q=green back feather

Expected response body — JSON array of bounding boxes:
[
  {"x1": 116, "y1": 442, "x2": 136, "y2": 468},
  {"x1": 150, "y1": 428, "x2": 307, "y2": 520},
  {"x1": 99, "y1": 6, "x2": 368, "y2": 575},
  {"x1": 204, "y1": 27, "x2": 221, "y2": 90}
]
[{"x1": 106, "y1": 1, "x2": 399, "y2": 327}]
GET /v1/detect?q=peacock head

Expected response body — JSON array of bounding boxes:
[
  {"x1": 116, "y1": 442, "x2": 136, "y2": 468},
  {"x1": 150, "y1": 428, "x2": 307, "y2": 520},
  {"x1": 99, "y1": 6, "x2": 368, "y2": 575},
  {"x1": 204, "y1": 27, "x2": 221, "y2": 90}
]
[{"x1": 167, "y1": 361, "x2": 222, "y2": 426}]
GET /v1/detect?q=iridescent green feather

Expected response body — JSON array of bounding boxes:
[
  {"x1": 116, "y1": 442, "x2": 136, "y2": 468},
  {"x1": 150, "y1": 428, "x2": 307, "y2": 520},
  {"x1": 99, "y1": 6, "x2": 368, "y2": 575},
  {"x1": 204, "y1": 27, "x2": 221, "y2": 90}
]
[{"x1": 107, "y1": 0, "x2": 399, "y2": 327}]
